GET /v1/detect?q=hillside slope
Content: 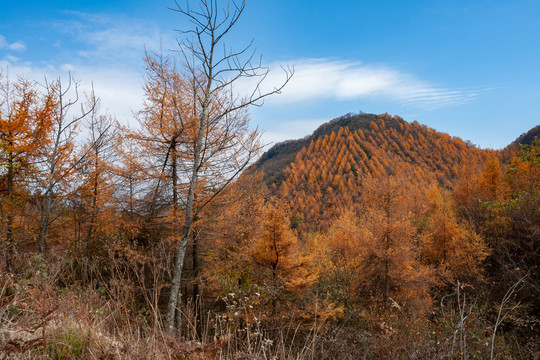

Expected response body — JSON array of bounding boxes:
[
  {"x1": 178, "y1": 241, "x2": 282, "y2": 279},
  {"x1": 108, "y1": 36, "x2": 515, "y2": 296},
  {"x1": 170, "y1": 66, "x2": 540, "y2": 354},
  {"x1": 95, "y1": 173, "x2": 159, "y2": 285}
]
[
  {"x1": 254, "y1": 113, "x2": 381, "y2": 185},
  {"x1": 254, "y1": 112, "x2": 494, "y2": 185},
  {"x1": 252, "y1": 113, "x2": 504, "y2": 231},
  {"x1": 501, "y1": 124, "x2": 540, "y2": 161}
]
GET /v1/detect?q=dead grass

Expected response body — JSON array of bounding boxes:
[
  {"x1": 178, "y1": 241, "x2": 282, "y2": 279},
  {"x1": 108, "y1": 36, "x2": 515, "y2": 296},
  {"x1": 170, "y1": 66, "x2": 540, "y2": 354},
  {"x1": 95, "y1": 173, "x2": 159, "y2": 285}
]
[{"x1": 1, "y1": 254, "x2": 538, "y2": 359}]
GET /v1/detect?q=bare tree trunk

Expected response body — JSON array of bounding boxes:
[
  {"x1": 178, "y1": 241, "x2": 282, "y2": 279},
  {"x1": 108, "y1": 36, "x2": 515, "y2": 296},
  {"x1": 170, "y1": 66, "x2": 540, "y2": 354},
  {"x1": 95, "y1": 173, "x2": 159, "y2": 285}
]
[
  {"x1": 37, "y1": 76, "x2": 95, "y2": 255},
  {"x1": 383, "y1": 173, "x2": 391, "y2": 305},
  {"x1": 162, "y1": 0, "x2": 291, "y2": 334},
  {"x1": 5, "y1": 148, "x2": 14, "y2": 272},
  {"x1": 171, "y1": 143, "x2": 178, "y2": 215},
  {"x1": 83, "y1": 159, "x2": 99, "y2": 286},
  {"x1": 38, "y1": 121, "x2": 61, "y2": 256},
  {"x1": 165, "y1": 96, "x2": 209, "y2": 334},
  {"x1": 192, "y1": 226, "x2": 201, "y2": 336},
  {"x1": 38, "y1": 187, "x2": 54, "y2": 255}
]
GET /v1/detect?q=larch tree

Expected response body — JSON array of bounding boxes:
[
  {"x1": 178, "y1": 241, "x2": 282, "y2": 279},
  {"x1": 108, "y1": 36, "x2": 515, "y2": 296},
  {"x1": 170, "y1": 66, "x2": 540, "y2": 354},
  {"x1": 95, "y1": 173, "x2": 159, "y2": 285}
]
[
  {"x1": 163, "y1": 0, "x2": 292, "y2": 333},
  {"x1": 114, "y1": 131, "x2": 146, "y2": 242},
  {"x1": 251, "y1": 199, "x2": 310, "y2": 313},
  {"x1": 498, "y1": 140, "x2": 540, "y2": 304},
  {"x1": 0, "y1": 74, "x2": 53, "y2": 270},
  {"x1": 422, "y1": 183, "x2": 488, "y2": 285},
  {"x1": 358, "y1": 168, "x2": 433, "y2": 311},
  {"x1": 132, "y1": 51, "x2": 189, "y2": 220},
  {"x1": 75, "y1": 99, "x2": 117, "y2": 284},
  {"x1": 203, "y1": 170, "x2": 266, "y2": 292}
]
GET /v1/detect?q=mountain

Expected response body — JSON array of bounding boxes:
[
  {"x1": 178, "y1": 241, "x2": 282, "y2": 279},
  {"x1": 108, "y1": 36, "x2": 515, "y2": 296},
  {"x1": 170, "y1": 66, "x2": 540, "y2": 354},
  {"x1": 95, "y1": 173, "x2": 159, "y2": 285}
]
[
  {"x1": 254, "y1": 113, "x2": 376, "y2": 185},
  {"x1": 253, "y1": 112, "x2": 492, "y2": 187},
  {"x1": 513, "y1": 125, "x2": 540, "y2": 145},
  {"x1": 253, "y1": 113, "x2": 539, "y2": 231},
  {"x1": 501, "y1": 125, "x2": 540, "y2": 161}
]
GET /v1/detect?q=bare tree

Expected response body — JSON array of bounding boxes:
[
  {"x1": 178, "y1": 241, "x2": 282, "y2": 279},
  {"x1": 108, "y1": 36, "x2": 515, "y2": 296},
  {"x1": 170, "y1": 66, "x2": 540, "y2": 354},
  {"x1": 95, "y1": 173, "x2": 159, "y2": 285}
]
[
  {"x1": 78, "y1": 100, "x2": 116, "y2": 285},
  {"x1": 490, "y1": 274, "x2": 528, "y2": 360},
  {"x1": 164, "y1": 0, "x2": 292, "y2": 333},
  {"x1": 35, "y1": 75, "x2": 97, "y2": 255}
]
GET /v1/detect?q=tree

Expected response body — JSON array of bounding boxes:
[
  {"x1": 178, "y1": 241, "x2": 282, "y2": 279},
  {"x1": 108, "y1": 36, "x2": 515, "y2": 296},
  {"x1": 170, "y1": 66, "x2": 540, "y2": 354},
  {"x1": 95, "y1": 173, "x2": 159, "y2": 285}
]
[
  {"x1": 251, "y1": 199, "x2": 310, "y2": 313},
  {"x1": 114, "y1": 131, "x2": 146, "y2": 241},
  {"x1": 164, "y1": 0, "x2": 292, "y2": 333},
  {"x1": 497, "y1": 140, "x2": 540, "y2": 307},
  {"x1": 357, "y1": 169, "x2": 433, "y2": 311},
  {"x1": 34, "y1": 76, "x2": 97, "y2": 255},
  {"x1": 422, "y1": 183, "x2": 488, "y2": 285},
  {"x1": 203, "y1": 170, "x2": 266, "y2": 292},
  {"x1": 0, "y1": 73, "x2": 53, "y2": 270},
  {"x1": 132, "y1": 51, "x2": 189, "y2": 220},
  {"x1": 74, "y1": 101, "x2": 116, "y2": 284}
]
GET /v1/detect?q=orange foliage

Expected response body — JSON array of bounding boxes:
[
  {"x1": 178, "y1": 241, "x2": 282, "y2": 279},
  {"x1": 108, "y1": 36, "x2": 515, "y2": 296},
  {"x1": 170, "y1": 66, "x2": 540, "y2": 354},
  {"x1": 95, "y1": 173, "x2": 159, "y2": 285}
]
[
  {"x1": 422, "y1": 184, "x2": 489, "y2": 284},
  {"x1": 279, "y1": 114, "x2": 491, "y2": 232}
]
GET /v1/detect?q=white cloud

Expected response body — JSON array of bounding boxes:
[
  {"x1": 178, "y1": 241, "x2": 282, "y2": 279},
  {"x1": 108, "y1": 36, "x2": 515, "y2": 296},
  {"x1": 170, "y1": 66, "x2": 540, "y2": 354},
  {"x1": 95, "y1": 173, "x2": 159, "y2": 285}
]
[
  {"x1": 3, "y1": 55, "x2": 20, "y2": 63},
  {"x1": 52, "y1": 11, "x2": 174, "y2": 65},
  {"x1": 248, "y1": 58, "x2": 481, "y2": 110},
  {"x1": 8, "y1": 42, "x2": 26, "y2": 51},
  {"x1": 0, "y1": 35, "x2": 26, "y2": 52},
  {"x1": 260, "y1": 118, "x2": 328, "y2": 147},
  {"x1": 0, "y1": 12, "x2": 165, "y2": 125},
  {"x1": 0, "y1": 58, "x2": 143, "y2": 126}
]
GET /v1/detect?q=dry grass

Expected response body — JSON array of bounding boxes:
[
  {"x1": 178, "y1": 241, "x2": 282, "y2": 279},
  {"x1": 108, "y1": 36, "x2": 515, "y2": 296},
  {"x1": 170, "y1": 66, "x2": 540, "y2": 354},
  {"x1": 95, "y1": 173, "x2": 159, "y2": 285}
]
[
  {"x1": 1, "y1": 254, "x2": 538, "y2": 359},
  {"x1": 0, "y1": 256, "x2": 324, "y2": 360}
]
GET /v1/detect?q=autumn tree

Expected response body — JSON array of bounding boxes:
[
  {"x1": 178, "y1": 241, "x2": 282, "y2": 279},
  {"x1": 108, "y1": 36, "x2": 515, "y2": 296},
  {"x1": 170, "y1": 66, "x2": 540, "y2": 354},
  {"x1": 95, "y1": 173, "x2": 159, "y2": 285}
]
[
  {"x1": 72, "y1": 100, "x2": 117, "y2": 284},
  {"x1": 0, "y1": 73, "x2": 53, "y2": 270},
  {"x1": 453, "y1": 158, "x2": 483, "y2": 221},
  {"x1": 114, "y1": 130, "x2": 146, "y2": 239},
  {"x1": 496, "y1": 140, "x2": 540, "y2": 307},
  {"x1": 203, "y1": 170, "x2": 266, "y2": 292},
  {"x1": 355, "y1": 169, "x2": 432, "y2": 311},
  {"x1": 251, "y1": 199, "x2": 310, "y2": 312},
  {"x1": 316, "y1": 208, "x2": 369, "y2": 307},
  {"x1": 421, "y1": 183, "x2": 488, "y2": 285},
  {"x1": 131, "y1": 51, "x2": 189, "y2": 222},
  {"x1": 161, "y1": 0, "x2": 292, "y2": 333}
]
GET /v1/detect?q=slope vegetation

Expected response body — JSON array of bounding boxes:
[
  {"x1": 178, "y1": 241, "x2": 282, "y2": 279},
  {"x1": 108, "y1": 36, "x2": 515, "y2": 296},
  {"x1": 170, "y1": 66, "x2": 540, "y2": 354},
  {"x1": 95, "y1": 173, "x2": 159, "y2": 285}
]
[{"x1": 255, "y1": 113, "x2": 495, "y2": 229}]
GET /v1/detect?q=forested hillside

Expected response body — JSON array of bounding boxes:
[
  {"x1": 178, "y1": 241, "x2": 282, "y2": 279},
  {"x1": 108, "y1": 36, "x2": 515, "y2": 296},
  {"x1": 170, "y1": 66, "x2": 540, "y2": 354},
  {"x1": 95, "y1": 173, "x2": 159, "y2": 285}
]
[
  {"x1": 255, "y1": 113, "x2": 491, "y2": 186},
  {"x1": 501, "y1": 124, "x2": 540, "y2": 161},
  {"x1": 268, "y1": 113, "x2": 493, "y2": 230}
]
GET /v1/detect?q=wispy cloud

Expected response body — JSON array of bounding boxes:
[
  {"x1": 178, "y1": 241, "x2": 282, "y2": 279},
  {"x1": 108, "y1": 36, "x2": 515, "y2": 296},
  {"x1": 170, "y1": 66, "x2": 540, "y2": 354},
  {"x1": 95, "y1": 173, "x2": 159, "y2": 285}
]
[
  {"x1": 0, "y1": 35, "x2": 26, "y2": 52},
  {"x1": 51, "y1": 11, "x2": 173, "y2": 65},
  {"x1": 0, "y1": 58, "x2": 143, "y2": 125},
  {"x1": 260, "y1": 118, "x2": 328, "y2": 146},
  {"x1": 0, "y1": 12, "x2": 170, "y2": 124},
  {"x1": 256, "y1": 59, "x2": 482, "y2": 110}
]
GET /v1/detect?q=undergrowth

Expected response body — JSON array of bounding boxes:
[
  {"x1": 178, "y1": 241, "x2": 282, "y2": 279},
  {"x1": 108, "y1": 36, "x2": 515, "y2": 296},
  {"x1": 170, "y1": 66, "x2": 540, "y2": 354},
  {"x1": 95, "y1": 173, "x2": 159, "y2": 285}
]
[{"x1": 1, "y1": 254, "x2": 538, "y2": 359}]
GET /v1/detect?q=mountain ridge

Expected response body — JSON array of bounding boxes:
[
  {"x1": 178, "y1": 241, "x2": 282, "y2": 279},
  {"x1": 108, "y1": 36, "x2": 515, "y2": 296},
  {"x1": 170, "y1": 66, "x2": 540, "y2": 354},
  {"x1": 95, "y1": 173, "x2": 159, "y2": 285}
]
[
  {"x1": 254, "y1": 113, "x2": 381, "y2": 185},
  {"x1": 254, "y1": 113, "x2": 471, "y2": 185},
  {"x1": 254, "y1": 112, "x2": 539, "y2": 186}
]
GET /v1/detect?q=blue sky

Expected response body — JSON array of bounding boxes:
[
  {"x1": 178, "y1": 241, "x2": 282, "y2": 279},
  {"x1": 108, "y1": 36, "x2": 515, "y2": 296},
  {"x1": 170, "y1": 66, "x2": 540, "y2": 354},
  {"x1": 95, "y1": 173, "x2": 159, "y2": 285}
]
[{"x1": 1, "y1": 0, "x2": 539, "y2": 149}]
